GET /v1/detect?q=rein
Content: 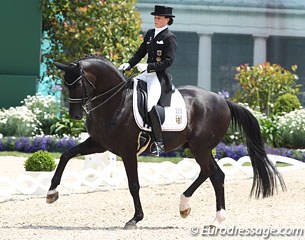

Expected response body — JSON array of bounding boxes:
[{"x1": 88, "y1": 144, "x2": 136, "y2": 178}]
[{"x1": 82, "y1": 80, "x2": 127, "y2": 114}]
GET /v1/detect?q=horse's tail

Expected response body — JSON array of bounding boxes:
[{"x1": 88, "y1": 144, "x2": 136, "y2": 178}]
[{"x1": 226, "y1": 100, "x2": 286, "y2": 198}]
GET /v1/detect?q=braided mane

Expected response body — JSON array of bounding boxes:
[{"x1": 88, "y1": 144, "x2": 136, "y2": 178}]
[
  {"x1": 78, "y1": 54, "x2": 108, "y2": 62},
  {"x1": 76, "y1": 54, "x2": 124, "y2": 79}
]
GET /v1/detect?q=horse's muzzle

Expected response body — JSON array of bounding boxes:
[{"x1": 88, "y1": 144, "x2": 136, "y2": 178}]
[{"x1": 69, "y1": 108, "x2": 83, "y2": 120}]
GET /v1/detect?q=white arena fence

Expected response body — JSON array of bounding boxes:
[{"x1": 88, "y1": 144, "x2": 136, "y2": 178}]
[{"x1": 0, "y1": 151, "x2": 305, "y2": 200}]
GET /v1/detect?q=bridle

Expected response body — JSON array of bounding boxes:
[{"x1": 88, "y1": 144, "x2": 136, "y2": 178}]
[{"x1": 65, "y1": 63, "x2": 128, "y2": 115}]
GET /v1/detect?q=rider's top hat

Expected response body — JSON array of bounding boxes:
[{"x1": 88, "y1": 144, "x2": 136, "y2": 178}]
[{"x1": 151, "y1": 5, "x2": 175, "y2": 18}]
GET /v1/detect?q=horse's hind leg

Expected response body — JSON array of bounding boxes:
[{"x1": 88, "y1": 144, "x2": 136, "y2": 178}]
[
  {"x1": 180, "y1": 150, "x2": 215, "y2": 218},
  {"x1": 46, "y1": 137, "x2": 106, "y2": 204},
  {"x1": 209, "y1": 157, "x2": 226, "y2": 227}
]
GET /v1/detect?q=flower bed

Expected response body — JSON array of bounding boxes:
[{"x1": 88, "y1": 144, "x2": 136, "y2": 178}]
[
  {"x1": 0, "y1": 136, "x2": 304, "y2": 163},
  {"x1": 0, "y1": 136, "x2": 78, "y2": 153},
  {"x1": 216, "y1": 142, "x2": 305, "y2": 163}
]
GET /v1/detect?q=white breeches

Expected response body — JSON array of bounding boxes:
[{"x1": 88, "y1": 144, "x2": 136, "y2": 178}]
[{"x1": 136, "y1": 71, "x2": 161, "y2": 112}]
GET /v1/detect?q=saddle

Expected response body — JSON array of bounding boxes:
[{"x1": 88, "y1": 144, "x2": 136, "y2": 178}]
[
  {"x1": 136, "y1": 80, "x2": 165, "y2": 128},
  {"x1": 131, "y1": 78, "x2": 187, "y2": 155}
]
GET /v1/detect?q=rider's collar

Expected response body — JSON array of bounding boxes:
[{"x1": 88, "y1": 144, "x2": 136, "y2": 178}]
[{"x1": 154, "y1": 25, "x2": 168, "y2": 38}]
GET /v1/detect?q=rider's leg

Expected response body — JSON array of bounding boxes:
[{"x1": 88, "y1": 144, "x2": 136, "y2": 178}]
[
  {"x1": 148, "y1": 106, "x2": 164, "y2": 156},
  {"x1": 145, "y1": 72, "x2": 161, "y2": 111},
  {"x1": 138, "y1": 72, "x2": 163, "y2": 156}
]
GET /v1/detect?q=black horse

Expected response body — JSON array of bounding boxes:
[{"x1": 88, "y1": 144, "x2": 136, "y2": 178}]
[{"x1": 47, "y1": 55, "x2": 285, "y2": 229}]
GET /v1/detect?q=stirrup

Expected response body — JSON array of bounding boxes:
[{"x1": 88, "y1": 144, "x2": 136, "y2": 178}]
[{"x1": 150, "y1": 141, "x2": 164, "y2": 157}]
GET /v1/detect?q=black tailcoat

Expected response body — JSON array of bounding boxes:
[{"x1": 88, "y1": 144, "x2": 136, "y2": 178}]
[{"x1": 128, "y1": 28, "x2": 177, "y2": 106}]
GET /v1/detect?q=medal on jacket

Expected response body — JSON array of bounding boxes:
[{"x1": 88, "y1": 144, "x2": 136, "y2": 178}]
[
  {"x1": 147, "y1": 36, "x2": 152, "y2": 45},
  {"x1": 156, "y1": 50, "x2": 162, "y2": 61}
]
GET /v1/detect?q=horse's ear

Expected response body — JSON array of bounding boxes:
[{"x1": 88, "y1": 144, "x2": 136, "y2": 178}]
[{"x1": 54, "y1": 62, "x2": 68, "y2": 71}]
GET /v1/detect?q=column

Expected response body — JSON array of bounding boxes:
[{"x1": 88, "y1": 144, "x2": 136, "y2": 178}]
[
  {"x1": 253, "y1": 34, "x2": 269, "y2": 65},
  {"x1": 197, "y1": 32, "x2": 213, "y2": 90}
]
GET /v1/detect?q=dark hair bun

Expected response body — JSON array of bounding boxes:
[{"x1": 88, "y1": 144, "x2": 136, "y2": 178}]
[{"x1": 168, "y1": 18, "x2": 174, "y2": 25}]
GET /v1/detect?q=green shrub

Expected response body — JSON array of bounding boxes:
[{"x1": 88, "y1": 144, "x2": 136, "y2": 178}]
[
  {"x1": 273, "y1": 93, "x2": 301, "y2": 115},
  {"x1": 0, "y1": 94, "x2": 60, "y2": 137},
  {"x1": 24, "y1": 150, "x2": 57, "y2": 171},
  {"x1": 51, "y1": 111, "x2": 86, "y2": 137},
  {"x1": 259, "y1": 116, "x2": 282, "y2": 147},
  {"x1": 0, "y1": 106, "x2": 41, "y2": 137},
  {"x1": 223, "y1": 103, "x2": 282, "y2": 147},
  {"x1": 233, "y1": 63, "x2": 300, "y2": 115},
  {"x1": 277, "y1": 108, "x2": 305, "y2": 148},
  {"x1": 22, "y1": 94, "x2": 60, "y2": 135},
  {"x1": 42, "y1": 0, "x2": 142, "y2": 87},
  {"x1": 184, "y1": 148, "x2": 216, "y2": 158},
  {"x1": 224, "y1": 103, "x2": 264, "y2": 145},
  {"x1": 184, "y1": 148, "x2": 194, "y2": 158}
]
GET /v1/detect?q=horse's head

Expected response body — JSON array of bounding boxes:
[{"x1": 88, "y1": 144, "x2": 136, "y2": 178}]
[
  {"x1": 54, "y1": 61, "x2": 95, "y2": 120},
  {"x1": 55, "y1": 55, "x2": 126, "y2": 119}
]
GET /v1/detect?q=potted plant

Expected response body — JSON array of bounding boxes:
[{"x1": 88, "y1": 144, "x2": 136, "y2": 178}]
[
  {"x1": 24, "y1": 150, "x2": 56, "y2": 171},
  {"x1": 24, "y1": 150, "x2": 57, "y2": 195}
]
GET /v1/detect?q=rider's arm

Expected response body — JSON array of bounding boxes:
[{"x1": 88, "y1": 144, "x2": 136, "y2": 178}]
[{"x1": 128, "y1": 30, "x2": 154, "y2": 68}]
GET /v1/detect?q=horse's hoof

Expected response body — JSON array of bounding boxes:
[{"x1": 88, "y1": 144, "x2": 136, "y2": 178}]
[
  {"x1": 179, "y1": 194, "x2": 191, "y2": 218},
  {"x1": 46, "y1": 190, "x2": 59, "y2": 204},
  {"x1": 124, "y1": 222, "x2": 137, "y2": 230},
  {"x1": 180, "y1": 208, "x2": 191, "y2": 219},
  {"x1": 210, "y1": 209, "x2": 226, "y2": 228}
]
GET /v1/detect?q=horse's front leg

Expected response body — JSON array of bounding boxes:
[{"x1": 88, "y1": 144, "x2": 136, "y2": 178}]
[
  {"x1": 122, "y1": 155, "x2": 144, "y2": 230},
  {"x1": 46, "y1": 137, "x2": 106, "y2": 204}
]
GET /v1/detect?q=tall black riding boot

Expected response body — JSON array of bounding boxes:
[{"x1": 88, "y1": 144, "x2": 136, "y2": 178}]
[{"x1": 148, "y1": 106, "x2": 164, "y2": 156}]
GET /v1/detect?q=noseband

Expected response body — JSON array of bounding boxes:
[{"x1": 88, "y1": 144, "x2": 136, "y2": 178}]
[
  {"x1": 64, "y1": 74, "x2": 87, "y2": 104},
  {"x1": 65, "y1": 63, "x2": 127, "y2": 115}
]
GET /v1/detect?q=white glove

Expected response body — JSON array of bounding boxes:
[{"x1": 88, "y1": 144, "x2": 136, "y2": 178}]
[
  {"x1": 136, "y1": 63, "x2": 148, "y2": 73},
  {"x1": 118, "y1": 62, "x2": 130, "y2": 71}
]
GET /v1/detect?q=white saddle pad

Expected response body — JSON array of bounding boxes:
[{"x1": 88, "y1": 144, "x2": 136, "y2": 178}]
[{"x1": 132, "y1": 79, "x2": 187, "y2": 132}]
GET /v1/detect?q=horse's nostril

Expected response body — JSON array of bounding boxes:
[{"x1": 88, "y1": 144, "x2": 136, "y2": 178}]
[
  {"x1": 70, "y1": 112, "x2": 82, "y2": 120},
  {"x1": 74, "y1": 115, "x2": 82, "y2": 120}
]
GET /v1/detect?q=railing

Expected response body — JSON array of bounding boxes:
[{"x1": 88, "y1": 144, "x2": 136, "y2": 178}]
[{"x1": 0, "y1": 152, "x2": 304, "y2": 201}]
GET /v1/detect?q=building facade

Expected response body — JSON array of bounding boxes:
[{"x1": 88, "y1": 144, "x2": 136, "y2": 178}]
[
  {"x1": 137, "y1": 0, "x2": 305, "y2": 102},
  {"x1": 0, "y1": 0, "x2": 41, "y2": 108}
]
